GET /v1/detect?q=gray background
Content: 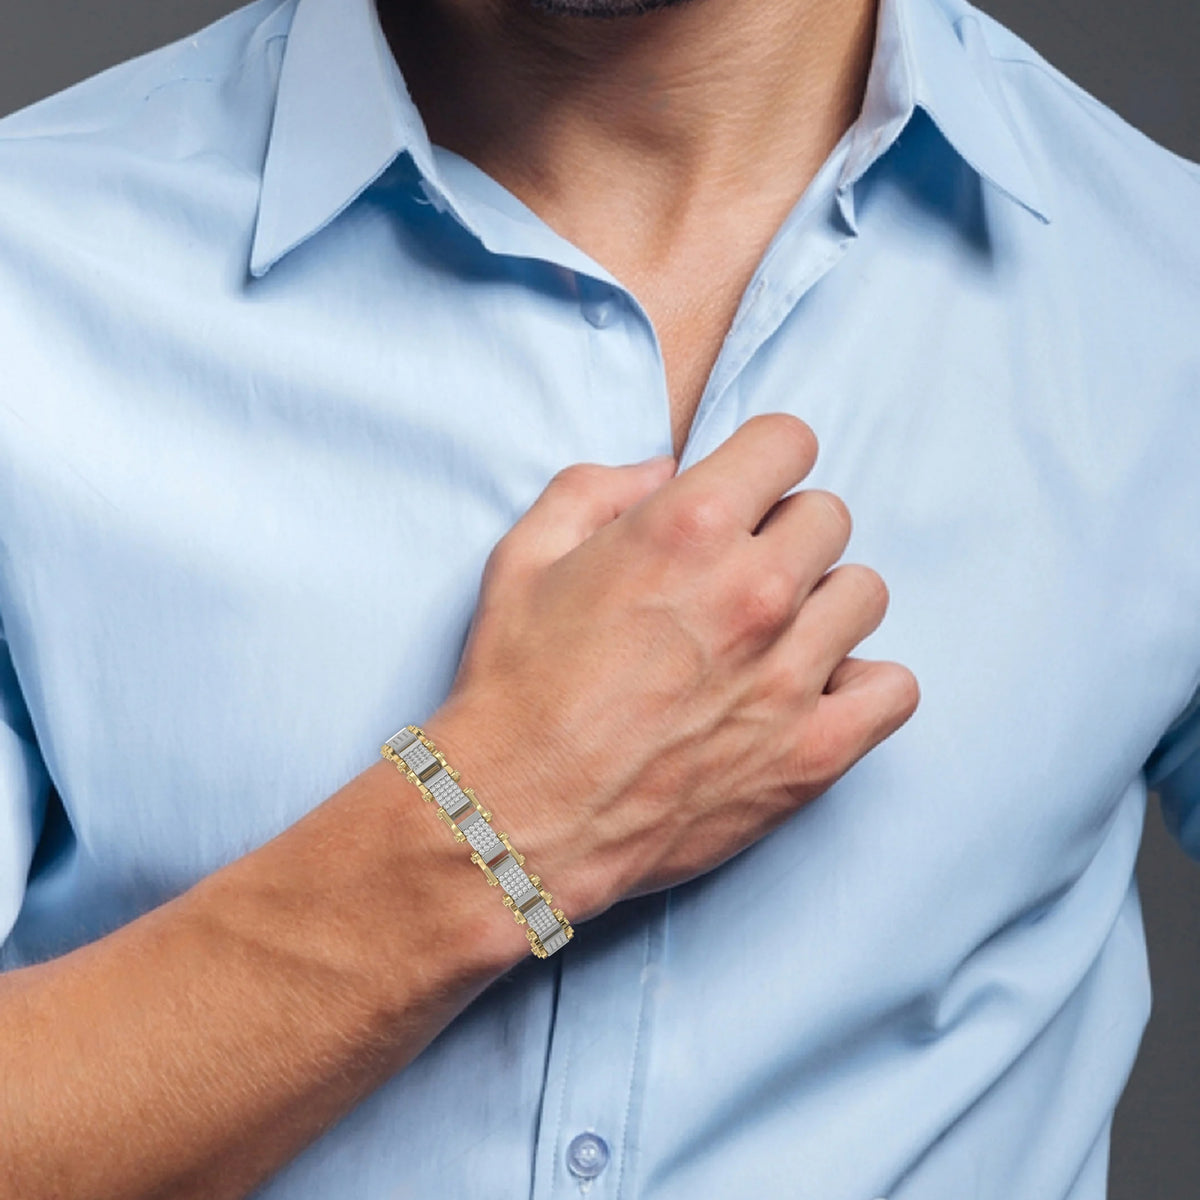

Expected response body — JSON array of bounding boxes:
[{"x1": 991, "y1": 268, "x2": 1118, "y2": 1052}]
[{"x1": 1, "y1": 0, "x2": 1197, "y2": 1195}]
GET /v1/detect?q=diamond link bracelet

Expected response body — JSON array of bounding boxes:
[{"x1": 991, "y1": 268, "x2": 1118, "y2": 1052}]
[{"x1": 381, "y1": 725, "x2": 575, "y2": 959}]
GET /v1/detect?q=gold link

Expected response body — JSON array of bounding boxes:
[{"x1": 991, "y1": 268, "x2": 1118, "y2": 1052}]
[{"x1": 382, "y1": 724, "x2": 572, "y2": 957}]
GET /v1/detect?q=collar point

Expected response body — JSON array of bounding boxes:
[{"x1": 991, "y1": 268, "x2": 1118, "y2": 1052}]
[
  {"x1": 247, "y1": 219, "x2": 290, "y2": 278},
  {"x1": 991, "y1": 178, "x2": 1054, "y2": 228}
]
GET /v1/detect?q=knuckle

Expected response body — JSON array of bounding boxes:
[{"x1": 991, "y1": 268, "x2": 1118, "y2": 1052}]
[
  {"x1": 790, "y1": 720, "x2": 846, "y2": 784},
  {"x1": 739, "y1": 566, "x2": 795, "y2": 633},
  {"x1": 549, "y1": 461, "x2": 605, "y2": 496},
  {"x1": 657, "y1": 492, "x2": 732, "y2": 548}
]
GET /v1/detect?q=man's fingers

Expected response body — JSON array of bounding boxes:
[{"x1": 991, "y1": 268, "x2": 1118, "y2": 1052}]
[
  {"x1": 747, "y1": 488, "x2": 854, "y2": 623},
  {"x1": 810, "y1": 657, "x2": 920, "y2": 773},
  {"x1": 821, "y1": 654, "x2": 879, "y2": 694},
  {"x1": 666, "y1": 413, "x2": 819, "y2": 534},
  {"x1": 776, "y1": 563, "x2": 890, "y2": 680}
]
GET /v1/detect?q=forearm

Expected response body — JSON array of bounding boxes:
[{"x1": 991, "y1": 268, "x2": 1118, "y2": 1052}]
[{"x1": 0, "y1": 740, "x2": 537, "y2": 1200}]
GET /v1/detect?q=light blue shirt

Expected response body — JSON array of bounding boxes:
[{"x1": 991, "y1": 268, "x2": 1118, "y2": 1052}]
[{"x1": 2, "y1": 0, "x2": 1198, "y2": 1196}]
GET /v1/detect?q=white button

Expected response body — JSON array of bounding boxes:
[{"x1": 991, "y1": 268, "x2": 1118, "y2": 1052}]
[
  {"x1": 581, "y1": 294, "x2": 618, "y2": 329},
  {"x1": 566, "y1": 1131, "x2": 609, "y2": 1179}
]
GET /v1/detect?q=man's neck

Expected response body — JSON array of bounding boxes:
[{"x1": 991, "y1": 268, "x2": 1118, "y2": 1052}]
[
  {"x1": 379, "y1": 0, "x2": 879, "y2": 449},
  {"x1": 379, "y1": 0, "x2": 878, "y2": 271}
]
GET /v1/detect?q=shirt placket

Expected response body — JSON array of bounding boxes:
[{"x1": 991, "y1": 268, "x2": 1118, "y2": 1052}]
[
  {"x1": 529, "y1": 891, "x2": 668, "y2": 1200},
  {"x1": 527, "y1": 173, "x2": 865, "y2": 1200},
  {"x1": 677, "y1": 181, "x2": 861, "y2": 471}
]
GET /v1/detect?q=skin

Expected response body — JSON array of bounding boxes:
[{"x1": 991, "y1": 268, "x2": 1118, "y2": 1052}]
[{"x1": 0, "y1": 3, "x2": 919, "y2": 1198}]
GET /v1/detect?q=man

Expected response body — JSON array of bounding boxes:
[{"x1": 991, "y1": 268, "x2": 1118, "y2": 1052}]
[{"x1": 0, "y1": 0, "x2": 1196, "y2": 1195}]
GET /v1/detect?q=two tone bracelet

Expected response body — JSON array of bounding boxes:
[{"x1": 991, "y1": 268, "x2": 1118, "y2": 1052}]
[{"x1": 381, "y1": 725, "x2": 575, "y2": 959}]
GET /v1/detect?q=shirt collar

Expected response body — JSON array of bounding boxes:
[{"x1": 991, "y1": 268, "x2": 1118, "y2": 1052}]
[
  {"x1": 248, "y1": 0, "x2": 1051, "y2": 278},
  {"x1": 838, "y1": 0, "x2": 1051, "y2": 224},
  {"x1": 249, "y1": 0, "x2": 435, "y2": 277}
]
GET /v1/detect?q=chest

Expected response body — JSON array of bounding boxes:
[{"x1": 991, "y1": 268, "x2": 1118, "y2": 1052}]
[
  {"x1": 621, "y1": 254, "x2": 760, "y2": 459},
  {"x1": 659, "y1": 295, "x2": 741, "y2": 460},
  {"x1": 612, "y1": 234, "x2": 785, "y2": 462}
]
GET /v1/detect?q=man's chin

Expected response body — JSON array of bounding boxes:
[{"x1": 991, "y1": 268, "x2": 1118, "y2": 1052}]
[{"x1": 529, "y1": 0, "x2": 696, "y2": 17}]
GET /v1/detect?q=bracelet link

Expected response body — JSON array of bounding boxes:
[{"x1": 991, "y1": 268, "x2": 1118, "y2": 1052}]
[{"x1": 381, "y1": 725, "x2": 575, "y2": 959}]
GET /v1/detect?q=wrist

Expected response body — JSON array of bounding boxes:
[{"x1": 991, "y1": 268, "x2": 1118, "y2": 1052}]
[
  {"x1": 420, "y1": 696, "x2": 611, "y2": 934},
  {"x1": 363, "y1": 754, "x2": 534, "y2": 984}
]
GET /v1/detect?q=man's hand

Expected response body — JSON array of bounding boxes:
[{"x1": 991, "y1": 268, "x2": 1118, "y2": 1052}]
[{"x1": 426, "y1": 412, "x2": 920, "y2": 924}]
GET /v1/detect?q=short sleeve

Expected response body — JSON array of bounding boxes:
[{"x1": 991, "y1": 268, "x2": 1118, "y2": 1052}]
[
  {"x1": 0, "y1": 618, "x2": 50, "y2": 956},
  {"x1": 1143, "y1": 681, "x2": 1200, "y2": 862}
]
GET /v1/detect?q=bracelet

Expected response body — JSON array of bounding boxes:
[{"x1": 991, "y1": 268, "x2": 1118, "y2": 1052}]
[{"x1": 380, "y1": 725, "x2": 575, "y2": 959}]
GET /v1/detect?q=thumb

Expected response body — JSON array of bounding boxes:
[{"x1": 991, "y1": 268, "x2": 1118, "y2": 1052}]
[{"x1": 515, "y1": 453, "x2": 677, "y2": 568}]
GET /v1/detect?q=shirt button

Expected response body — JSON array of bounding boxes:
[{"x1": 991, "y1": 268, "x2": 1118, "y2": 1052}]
[
  {"x1": 566, "y1": 1131, "x2": 610, "y2": 1179},
  {"x1": 581, "y1": 293, "x2": 618, "y2": 329}
]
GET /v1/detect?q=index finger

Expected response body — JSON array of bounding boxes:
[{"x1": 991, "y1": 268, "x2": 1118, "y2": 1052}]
[{"x1": 666, "y1": 412, "x2": 819, "y2": 533}]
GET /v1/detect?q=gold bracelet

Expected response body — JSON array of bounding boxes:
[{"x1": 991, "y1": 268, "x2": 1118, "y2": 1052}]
[{"x1": 381, "y1": 725, "x2": 575, "y2": 959}]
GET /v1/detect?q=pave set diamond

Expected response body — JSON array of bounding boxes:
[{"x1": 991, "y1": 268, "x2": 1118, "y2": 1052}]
[{"x1": 381, "y1": 725, "x2": 574, "y2": 958}]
